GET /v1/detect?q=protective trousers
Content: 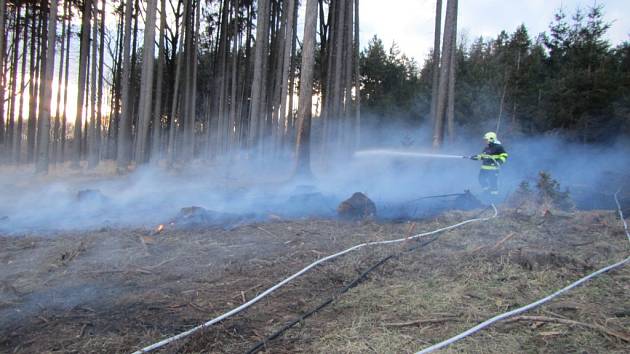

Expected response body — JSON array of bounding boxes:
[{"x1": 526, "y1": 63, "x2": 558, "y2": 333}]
[{"x1": 479, "y1": 169, "x2": 499, "y2": 195}]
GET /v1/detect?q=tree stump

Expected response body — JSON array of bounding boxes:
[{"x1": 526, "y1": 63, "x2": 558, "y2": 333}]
[{"x1": 337, "y1": 192, "x2": 376, "y2": 220}]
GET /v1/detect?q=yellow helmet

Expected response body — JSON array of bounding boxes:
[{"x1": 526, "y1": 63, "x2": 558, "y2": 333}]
[{"x1": 483, "y1": 132, "x2": 497, "y2": 142}]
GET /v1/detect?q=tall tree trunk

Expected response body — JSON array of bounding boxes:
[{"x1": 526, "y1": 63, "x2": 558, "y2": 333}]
[
  {"x1": 167, "y1": 0, "x2": 188, "y2": 164},
  {"x1": 429, "y1": 0, "x2": 442, "y2": 128},
  {"x1": 27, "y1": 10, "x2": 41, "y2": 163},
  {"x1": 445, "y1": 3, "x2": 457, "y2": 141},
  {"x1": 52, "y1": 0, "x2": 67, "y2": 164},
  {"x1": 247, "y1": 0, "x2": 270, "y2": 153},
  {"x1": 35, "y1": 4, "x2": 49, "y2": 164},
  {"x1": 342, "y1": 0, "x2": 353, "y2": 150},
  {"x1": 7, "y1": 5, "x2": 22, "y2": 157},
  {"x1": 432, "y1": 0, "x2": 457, "y2": 148},
  {"x1": 61, "y1": 4, "x2": 72, "y2": 162},
  {"x1": 134, "y1": 0, "x2": 158, "y2": 164},
  {"x1": 36, "y1": 0, "x2": 58, "y2": 174},
  {"x1": 227, "y1": 0, "x2": 240, "y2": 155},
  {"x1": 285, "y1": 0, "x2": 298, "y2": 143},
  {"x1": 0, "y1": 0, "x2": 6, "y2": 150},
  {"x1": 117, "y1": 0, "x2": 134, "y2": 170},
  {"x1": 73, "y1": 0, "x2": 92, "y2": 166},
  {"x1": 276, "y1": 0, "x2": 295, "y2": 153},
  {"x1": 180, "y1": 0, "x2": 197, "y2": 161},
  {"x1": 215, "y1": 0, "x2": 230, "y2": 155},
  {"x1": 151, "y1": 0, "x2": 167, "y2": 161},
  {"x1": 15, "y1": 5, "x2": 30, "y2": 164},
  {"x1": 295, "y1": 0, "x2": 317, "y2": 177},
  {"x1": 88, "y1": 0, "x2": 99, "y2": 168},
  {"x1": 353, "y1": 0, "x2": 360, "y2": 149},
  {"x1": 108, "y1": 7, "x2": 123, "y2": 160},
  {"x1": 95, "y1": 0, "x2": 106, "y2": 163},
  {"x1": 446, "y1": 42, "x2": 456, "y2": 142}
]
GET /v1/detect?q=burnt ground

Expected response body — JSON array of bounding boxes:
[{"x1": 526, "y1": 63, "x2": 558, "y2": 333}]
[{"x1": 0, "y1": 207, "x2": 629, "y2": 354}]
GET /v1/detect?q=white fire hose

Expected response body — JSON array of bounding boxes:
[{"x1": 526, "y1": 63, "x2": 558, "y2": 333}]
[
  {"x1": 131, "y1": 206, "x2": 498, "y2": 353},
  {"x1": 415, "y1": 190, "x2": 630, "y2": 353}
]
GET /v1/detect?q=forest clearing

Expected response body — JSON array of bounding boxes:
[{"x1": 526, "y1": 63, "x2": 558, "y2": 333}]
[
  {"x1": 1, "y1": 0, "x2": 630, "y2": 352},
  {"x1": 1, "y1": 164, "x2": 630, "y2": 353}
]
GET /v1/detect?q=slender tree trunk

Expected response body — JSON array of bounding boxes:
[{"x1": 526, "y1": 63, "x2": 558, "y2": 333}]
[
  {"x1": 342, "y1": 0, "x2": 353, "y2": 150},
  {"x1": 285, "y1": 0, "x2": 298, "y2": 143},
  {"x1": 248, "y1": 0, "x2": 270, "y2": 153},
  {"x1": 134, "y1": 0, "x2": 158, "y2": 164},
  {"x1": 95, "y1": 0, "x2": 106, "y2": 163},
  {"x1": 73, "y1": 0, "x2": 92, "y2": 166},
  {"x1": 36, "y1": 0, "x2": 58, "y2": 173},
  {"x1": 191, "y1": 1, "x2": 199, "y2": 156},
  {"x1": 429, "y1": 0, "x2": 442, "y2": 127},
  {"x1": 168, "y1": 0, "x2": 188, "y2": 164},
  {"x1": 446, "y1": 42, "x2": 456, "y2": 141},
  {"x1": 0, "y1": 0, "x2": 6, "y2": 150},
  {"x1": 151, "y1": 0, "x2": 167, "y2": 161},
  {"x1": 180, "y1": 0, "x2": 196, "y2": 161},
  {"x1": 227, "y1": 0, "x2": 240, "y2": 155},
  {"x1": 7, "y1": 5, "x2": 22, "y2": 157},
  {"x1": 322, "y1": 0, "x2": 336, "y2": 149},
  {"x1": 445, "y1": 3, "x2": 457, "y2": 141},
  {"x1": 276, "y1": 0, "x2": 295, "y2": 153},
  {"x1": 117, "y1": 0, "x2": 134, "y2": 170},
  {"x1": 61, "y1": 4, "x2": 72, "y2": 162},
  {"x1": 82, "y1": 50, "x2": 90, "y2": 160},
  {"x1": 215, "y1": 0, "x2": 230, "y2": 155},
  {"x1": 353, "y1": 0, "x2": 360, "y2": 149},
  {"x1": 108, "y1": 7, "x2": 123, "y2": 160},
  {"x1": 15, "y1": 5, "x2": 30, "y2": 164},
  {"x1": 88, "y1": 0, "x2": 99, "y2": 168},
  {"x1": 295, "y1": 0, "x2": 317, "y2": 177},
  {"x1": 52, "y1": 0, "x2": 67, "y2": 164},
  {"x1": 35, "y1": 4, "x2": 49, "y2": 165},
  {"x1": 432, "y1": 0, "x2": 457, "y2": 148},
  {"x1": 27, "y1": 10, "x2": 41, "y2": 164}
]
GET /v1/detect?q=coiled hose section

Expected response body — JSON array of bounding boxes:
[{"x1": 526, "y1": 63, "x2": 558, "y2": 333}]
[
  {"x1": 131, "y1": 206, "x2": 498, "y2": 353},
  {"x1": 415, "y1": 190, "x2": 630, "y2": 354}
]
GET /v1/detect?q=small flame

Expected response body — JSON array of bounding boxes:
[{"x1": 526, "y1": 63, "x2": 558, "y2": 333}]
[{"x1": 156, "y1": 224, "x2": 165, "y2": 233}]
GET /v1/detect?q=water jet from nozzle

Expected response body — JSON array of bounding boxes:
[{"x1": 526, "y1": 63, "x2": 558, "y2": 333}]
[{"x1": 354, "y1": 149, "x2": 466, "y2": 159}]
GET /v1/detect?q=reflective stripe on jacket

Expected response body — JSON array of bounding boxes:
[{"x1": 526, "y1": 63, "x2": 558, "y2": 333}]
[{"x1": 480, "y1": 143, "x2": 508, "y2": 170}]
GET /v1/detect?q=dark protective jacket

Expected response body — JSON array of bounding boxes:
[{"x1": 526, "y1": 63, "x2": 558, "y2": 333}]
[{"x1": 477, "y1": 142, "x2": 508, "y2": 170}]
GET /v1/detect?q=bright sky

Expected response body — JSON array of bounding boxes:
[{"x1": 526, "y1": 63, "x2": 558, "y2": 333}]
[{"x1": 360, "y1": 0, "x2": 630, "y2": 63}]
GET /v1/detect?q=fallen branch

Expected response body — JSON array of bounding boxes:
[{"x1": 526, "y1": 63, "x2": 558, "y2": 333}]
[
  {"x1": 491, "y1": 232, "x2": 516, "y2": 250},
  {"x1": 256, "y1": 226, "x2": 279, "y2": 238},
  {"x1": 384, "y1": 317, "x2": 458, "y2": 328},
  {"x1": 506, "y1": 315, "x2": 630, "y2": 343}
]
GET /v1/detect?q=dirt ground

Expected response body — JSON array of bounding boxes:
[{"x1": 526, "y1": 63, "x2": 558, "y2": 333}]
[{"x1": 1, "y1": 206, "x2": 629, "y2": 354}]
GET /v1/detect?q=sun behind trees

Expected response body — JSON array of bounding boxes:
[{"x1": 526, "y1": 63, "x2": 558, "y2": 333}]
[{"x1": 0, "y1": 0, "x2": 361, "y2": 174}]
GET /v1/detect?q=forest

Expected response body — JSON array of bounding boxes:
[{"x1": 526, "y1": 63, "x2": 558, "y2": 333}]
[
  {"x1": 1, "y1": 1, "x2": 630, "y2": 354},
  {"x1": 1, "y1": 0, "x2": 627, "y2": 174}
]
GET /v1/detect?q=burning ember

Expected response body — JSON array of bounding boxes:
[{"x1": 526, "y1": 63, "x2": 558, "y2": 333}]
[{"x1": 155, "y1": 224, "x2": 165, "y2": 234}]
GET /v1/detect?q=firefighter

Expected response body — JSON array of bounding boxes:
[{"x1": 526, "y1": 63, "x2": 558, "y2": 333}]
[{"x1": 470, "y1": 132, "x2": 508, "y2": 195}]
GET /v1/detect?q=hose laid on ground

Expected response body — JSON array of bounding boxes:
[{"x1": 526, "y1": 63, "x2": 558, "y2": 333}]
[
  {"x1": 415, "y1": 190, "x2": 630, "y2": 354},
  {"x1": 131, "y1": 206, "x2": 498, "y2": 353},
  {"x1": 245, "y1": 215, "x2": 460, "y2": 354}
]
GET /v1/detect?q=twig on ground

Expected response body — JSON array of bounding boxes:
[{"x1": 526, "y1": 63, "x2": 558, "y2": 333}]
[
  {"x1": 77, "y1": 323, "x2": 89, "y2": 338},
  {"x1": 383, "y1": 317, "x2": 458, "y2": 328},
  {"x1": 491, "y1": 232, "x2": 516, "y2": 250},
  {"x1": 256, "y1": 226, "x2": 279, "y2": 238},
  {"x1": 506, "y1": 315, "x2": 630, "y2": 342},
  {"x1": 188, "y1": 302, "x2": 209, "y2": 313}
]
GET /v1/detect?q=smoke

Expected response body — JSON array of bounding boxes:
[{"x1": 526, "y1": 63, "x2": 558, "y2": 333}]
[{"x1": 0, "y1": 119, "x2": 629, "y2": 234}]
